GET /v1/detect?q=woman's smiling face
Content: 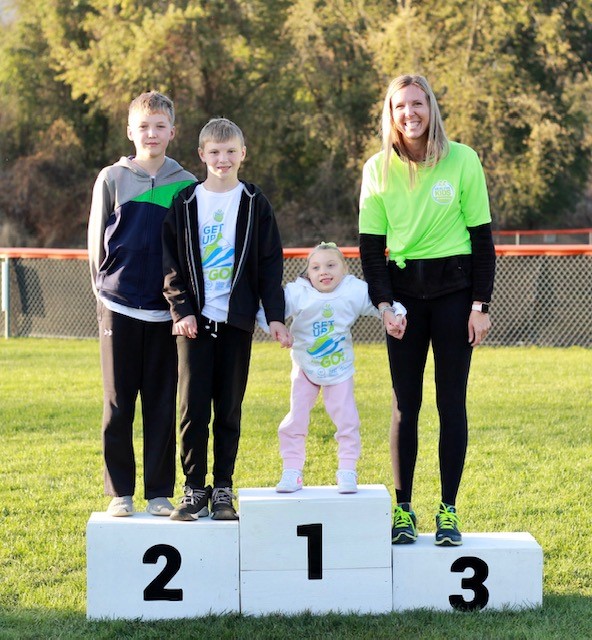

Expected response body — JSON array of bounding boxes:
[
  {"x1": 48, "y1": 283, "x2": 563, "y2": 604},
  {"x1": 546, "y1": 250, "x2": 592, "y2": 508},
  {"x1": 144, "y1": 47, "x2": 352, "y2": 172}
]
[{"x1": 390, "y1": 83, "x2": 430, "y2": 150}]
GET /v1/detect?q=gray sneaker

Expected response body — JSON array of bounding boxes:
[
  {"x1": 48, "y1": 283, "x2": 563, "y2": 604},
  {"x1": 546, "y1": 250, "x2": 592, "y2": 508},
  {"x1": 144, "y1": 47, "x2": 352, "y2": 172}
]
[
  {"x1": 107, "y1": 496, "x2": 134, "y2": 517},
  {"x1": 170, "y1": 485, "x2": 212, "y2": 521},
  {"x1": 211, "y1": 487, "x2": 238, "y2": 520},
  {"x1": 146, "y1": 497, "x2": 174, "y2": 516}
]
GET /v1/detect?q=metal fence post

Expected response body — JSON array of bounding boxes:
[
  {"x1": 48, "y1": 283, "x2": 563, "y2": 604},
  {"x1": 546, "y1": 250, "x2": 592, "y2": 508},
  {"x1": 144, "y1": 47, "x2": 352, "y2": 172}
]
[{"x1": 1, "y1": 256, "x2": 10, "y2": 339}]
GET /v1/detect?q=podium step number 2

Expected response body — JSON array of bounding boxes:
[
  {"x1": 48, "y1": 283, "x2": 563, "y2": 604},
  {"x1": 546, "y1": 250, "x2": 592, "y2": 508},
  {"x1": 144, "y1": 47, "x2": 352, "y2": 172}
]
[{"x1": 86, "y1": 513, "x2": 239, "y2": 620}]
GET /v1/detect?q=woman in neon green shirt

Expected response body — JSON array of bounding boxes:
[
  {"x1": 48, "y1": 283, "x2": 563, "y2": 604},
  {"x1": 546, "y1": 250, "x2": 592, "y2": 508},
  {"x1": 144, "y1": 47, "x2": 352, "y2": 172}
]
[{"x1": 359, "y1": 74, "x2": 496, "y2": 547}]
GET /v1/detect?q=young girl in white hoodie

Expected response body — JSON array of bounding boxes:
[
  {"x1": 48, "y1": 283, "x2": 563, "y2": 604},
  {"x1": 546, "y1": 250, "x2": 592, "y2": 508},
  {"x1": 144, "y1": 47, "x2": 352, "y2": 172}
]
[{"x1": 275, "y1": 242, "x2": 407, "y2": 494}]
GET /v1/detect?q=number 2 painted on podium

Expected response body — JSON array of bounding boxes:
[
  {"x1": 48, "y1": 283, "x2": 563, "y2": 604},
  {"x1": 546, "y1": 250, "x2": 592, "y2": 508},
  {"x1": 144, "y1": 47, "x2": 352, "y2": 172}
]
[
  {"x1": 297, "y1": 523, "x2": 323, "y2": 580},
  {"x1": 143, "y1": 544, "x2": 183, "y2": 601}
]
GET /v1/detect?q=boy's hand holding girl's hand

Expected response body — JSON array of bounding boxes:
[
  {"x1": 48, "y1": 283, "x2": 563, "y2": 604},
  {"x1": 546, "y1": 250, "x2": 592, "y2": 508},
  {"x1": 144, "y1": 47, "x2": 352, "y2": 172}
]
[
  {"x1": 172, "y1": 315, "x2": 198, "y2": 338},
  {"x1": 269, "y1": 321, "x2": 293, "y2": 348}
]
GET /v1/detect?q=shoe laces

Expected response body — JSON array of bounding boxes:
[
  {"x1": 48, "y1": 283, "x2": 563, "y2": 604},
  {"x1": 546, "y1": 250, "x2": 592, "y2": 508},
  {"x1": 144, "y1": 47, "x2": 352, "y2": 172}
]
[
  {"x1": 212, "y1": 487, "x2": 236, "y2": 505},
  {"x1": 393, "y1": 505, "x2": 414, "y2": 529},
  {"x1": 180, "y1": 486, "x2": 208, "y2": 506},
  {"x1": 437, "y1": 504, "x2": 460, "y2": 530}
]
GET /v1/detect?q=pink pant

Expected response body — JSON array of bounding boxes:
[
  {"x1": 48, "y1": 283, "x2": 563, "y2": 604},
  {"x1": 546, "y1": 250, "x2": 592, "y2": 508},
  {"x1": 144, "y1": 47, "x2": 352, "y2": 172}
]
[{"x1": 278, "y1": 365, "x2": 361, "y2": 471}]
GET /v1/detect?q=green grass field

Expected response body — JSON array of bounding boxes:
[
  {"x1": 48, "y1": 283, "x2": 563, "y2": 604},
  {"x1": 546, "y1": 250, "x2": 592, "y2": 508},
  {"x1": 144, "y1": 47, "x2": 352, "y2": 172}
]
[{"x1": 0, "y1": 339, "x2": 591, "y2": 639}]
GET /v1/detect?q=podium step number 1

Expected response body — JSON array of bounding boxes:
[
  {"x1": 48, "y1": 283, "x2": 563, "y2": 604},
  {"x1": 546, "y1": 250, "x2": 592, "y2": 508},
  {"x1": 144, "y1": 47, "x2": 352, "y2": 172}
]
[{"x1": 239, "y1": 485, "x2": 393, "y2": 615}]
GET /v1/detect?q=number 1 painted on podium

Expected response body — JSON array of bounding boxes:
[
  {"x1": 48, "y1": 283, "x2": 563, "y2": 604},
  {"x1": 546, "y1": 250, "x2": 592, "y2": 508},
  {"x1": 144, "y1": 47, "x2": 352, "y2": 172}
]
[{"x1": 297, "y1": 523, "x2": 323, "y2": 580}]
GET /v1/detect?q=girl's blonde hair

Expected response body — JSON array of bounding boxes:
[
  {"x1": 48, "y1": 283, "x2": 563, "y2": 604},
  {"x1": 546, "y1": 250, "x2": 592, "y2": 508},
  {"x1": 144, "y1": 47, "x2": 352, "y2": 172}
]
[
  {"x1": 301, "y1": 242, "x2": 348, "y2": 278},
  {"x1": 381, "y1": 74, "x2": 449, "y2": 189}
]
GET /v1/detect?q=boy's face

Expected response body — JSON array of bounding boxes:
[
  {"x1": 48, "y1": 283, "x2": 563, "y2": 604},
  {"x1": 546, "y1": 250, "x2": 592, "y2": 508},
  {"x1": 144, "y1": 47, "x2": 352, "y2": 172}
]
[
  {"x1": 198, "y1": 137, "x2": 246, "y2": 184},
  {"x1": 306, "y1": 249, "x2": 347, "y2": 293},
  {"x1": 127, "y1": 111, "x2": 175, "y2": 162}
]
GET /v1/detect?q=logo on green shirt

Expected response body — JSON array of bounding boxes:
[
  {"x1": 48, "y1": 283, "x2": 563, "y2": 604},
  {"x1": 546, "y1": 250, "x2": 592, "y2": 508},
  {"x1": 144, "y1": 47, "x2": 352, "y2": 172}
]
[{"x1": 431, "y1": 180, "x2": 455, "y2": 205}]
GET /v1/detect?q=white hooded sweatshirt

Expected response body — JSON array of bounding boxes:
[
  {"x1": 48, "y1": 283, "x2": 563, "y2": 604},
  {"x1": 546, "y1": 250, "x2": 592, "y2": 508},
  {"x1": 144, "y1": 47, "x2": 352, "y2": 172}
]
[{"x1": 285, "y1": 275, "x2": 380, "y2": 386}]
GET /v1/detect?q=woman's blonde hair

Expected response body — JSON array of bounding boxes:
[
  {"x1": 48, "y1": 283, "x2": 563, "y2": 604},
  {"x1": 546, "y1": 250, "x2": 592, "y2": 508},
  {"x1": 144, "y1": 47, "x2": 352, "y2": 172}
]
[{"x1": 381, "y1": 74, "x2": 449, "y2": 188}]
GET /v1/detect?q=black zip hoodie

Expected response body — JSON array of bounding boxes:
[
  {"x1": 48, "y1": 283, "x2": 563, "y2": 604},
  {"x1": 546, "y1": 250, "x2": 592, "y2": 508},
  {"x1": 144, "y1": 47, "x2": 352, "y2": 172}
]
[{"x1": 162, "y1": 180, "x2": 285, "y2": 333}]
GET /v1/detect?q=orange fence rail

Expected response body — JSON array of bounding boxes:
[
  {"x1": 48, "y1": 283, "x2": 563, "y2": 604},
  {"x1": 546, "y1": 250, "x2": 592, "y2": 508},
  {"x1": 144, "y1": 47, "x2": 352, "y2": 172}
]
[{"x1": 3, "y1": 245, "x2": 592, "y2": 260}]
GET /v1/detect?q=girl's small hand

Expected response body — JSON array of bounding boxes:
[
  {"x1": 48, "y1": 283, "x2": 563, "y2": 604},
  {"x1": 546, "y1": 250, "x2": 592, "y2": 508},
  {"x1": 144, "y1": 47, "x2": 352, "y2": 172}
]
[
  {"x1": 269, "y1": 321, "x2": 293, "y2": 348},
  {"x1": 384, "y1": 310, "x2": 407, "y2": 340}
]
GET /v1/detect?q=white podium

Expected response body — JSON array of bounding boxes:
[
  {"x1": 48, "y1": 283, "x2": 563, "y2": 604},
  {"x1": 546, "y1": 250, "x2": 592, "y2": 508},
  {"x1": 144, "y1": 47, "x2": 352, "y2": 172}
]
[
  {"x1": 392, "y1": 532, "x2": 543, "y2": 611},
  {"x1": 238, "y1": 485, "x2": 393, "y2": 616},
  {"x1": 86, "y1": 513, "x2": 239, "y2": 620},
  {"x1": 86, "y1": 492, "x2": 544, "y2": 618}
]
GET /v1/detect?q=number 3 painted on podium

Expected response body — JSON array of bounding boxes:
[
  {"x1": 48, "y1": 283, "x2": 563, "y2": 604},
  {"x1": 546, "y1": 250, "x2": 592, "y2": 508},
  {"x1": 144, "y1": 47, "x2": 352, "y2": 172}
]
[{"x1": 449, "y1": 556, "x2": 489, "y2": 610}]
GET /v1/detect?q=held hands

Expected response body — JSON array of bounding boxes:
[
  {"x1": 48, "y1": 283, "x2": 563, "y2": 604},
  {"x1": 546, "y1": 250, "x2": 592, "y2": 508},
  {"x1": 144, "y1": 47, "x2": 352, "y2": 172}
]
[
  {"x1": 383, "y1": 309, "x2": 407, "y2": 340},
  {"x1": 172, "y1": 315, "x2": 198, "y2": 339},
  {"x1": 468, "y1": 310, "x2": 491, "y2": 346},
  {"x1": 269, "y1": 321, "x2": 293, "y2": 348}
]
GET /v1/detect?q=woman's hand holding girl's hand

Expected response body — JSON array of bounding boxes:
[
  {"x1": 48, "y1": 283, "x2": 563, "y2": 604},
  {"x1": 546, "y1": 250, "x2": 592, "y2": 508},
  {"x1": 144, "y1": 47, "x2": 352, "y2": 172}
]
[{"x1": 384, "y1": 309, "x2": 407, "y2": 340}]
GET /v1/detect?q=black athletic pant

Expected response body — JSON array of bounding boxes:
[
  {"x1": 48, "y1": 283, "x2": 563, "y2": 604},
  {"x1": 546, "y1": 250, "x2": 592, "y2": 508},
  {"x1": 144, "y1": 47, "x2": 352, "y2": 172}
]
[
  {"x1": 176, "y1": 317, "x2": 253, "y2": 489},
  {"x1": 98, "y1": 303, "x2": 177, "y2": 499},
  {"x1": 387, "y1": 288, "x2": 473, "y2": 506}
]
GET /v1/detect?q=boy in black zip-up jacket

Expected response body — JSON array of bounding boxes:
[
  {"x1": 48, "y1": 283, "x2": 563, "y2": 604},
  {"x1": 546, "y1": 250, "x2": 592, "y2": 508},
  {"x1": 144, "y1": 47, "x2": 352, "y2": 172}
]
[
  {"x1": 162, "y1": 117, "x2": 291, "y2": 521},
  {"x1": 88, "y1": 92, "x2": 196, "y2": 517}
]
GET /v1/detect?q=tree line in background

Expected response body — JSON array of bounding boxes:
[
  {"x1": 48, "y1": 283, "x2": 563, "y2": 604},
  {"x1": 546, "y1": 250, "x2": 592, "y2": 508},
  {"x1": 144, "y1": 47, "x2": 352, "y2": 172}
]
[{"x1": 0, "y1": 0, "x2": 591, "y2": 248}]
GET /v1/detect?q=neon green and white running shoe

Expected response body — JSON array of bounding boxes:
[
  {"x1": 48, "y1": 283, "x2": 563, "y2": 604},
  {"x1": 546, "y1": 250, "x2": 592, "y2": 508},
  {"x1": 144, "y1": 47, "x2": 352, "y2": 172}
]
[
  {"x1": 392, "y1": 503, "x2": 417, "y2": 544},
  {"x1": 435, "y1": 502, "x2": 463, "y2": 546}
]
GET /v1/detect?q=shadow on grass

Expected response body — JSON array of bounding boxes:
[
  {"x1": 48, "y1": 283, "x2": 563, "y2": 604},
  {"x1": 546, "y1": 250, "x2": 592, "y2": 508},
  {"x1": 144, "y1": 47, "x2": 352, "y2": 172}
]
[{"x1": 1, "y1": 595, "x2": 590, "y2": 640}]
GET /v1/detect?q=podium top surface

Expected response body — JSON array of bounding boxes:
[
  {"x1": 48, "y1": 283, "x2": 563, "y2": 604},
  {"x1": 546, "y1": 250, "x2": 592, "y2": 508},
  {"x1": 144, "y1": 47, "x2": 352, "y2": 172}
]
[
  {"x1": 238, "y1": 484, "x2": 390, "y2": 503},
  {"x1": 393, "y1": 532, "x2": 542, "y2": 551},
  {"x1": 87, "y1": 512, "x2": 238, "y2": 527}
]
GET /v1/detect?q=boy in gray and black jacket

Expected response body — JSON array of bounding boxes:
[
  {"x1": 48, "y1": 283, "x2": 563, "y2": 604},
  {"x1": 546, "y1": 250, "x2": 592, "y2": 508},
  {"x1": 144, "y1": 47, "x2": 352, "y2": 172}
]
[
  {"x1": 162, "y1": 117, "x2": 290, "y2": 521},
  {"x1": 88, "y1": 91, "x2": 196, "y2": 517}
]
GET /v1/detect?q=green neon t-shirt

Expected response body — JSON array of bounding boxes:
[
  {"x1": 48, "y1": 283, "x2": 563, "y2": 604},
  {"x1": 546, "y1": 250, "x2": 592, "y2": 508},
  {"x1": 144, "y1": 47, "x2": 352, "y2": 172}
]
[{"x1": 359, "y1": 142, "x2": 491, "y2": 268}]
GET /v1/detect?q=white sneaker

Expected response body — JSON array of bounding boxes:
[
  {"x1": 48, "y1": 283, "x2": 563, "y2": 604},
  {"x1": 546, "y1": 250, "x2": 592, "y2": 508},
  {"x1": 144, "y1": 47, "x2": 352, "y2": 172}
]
[
  {"x1": 107, "y1": 496, "x2": 134, "y2": 517},
  {"x1": 146, "y1": 497, "x2": 174, "y2": 516},
  {"x1": 275, "y1": 469, "x2": 303, "y2": 493},
  {"x1": 336, "y1": 470, "x2": 358, "y2": 494}
]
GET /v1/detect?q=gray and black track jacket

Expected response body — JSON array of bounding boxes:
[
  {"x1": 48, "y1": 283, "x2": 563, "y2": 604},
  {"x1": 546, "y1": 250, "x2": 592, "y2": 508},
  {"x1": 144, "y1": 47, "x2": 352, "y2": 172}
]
[{"x1": 88, "y1": 156, "x2": 196, "y2": 310}]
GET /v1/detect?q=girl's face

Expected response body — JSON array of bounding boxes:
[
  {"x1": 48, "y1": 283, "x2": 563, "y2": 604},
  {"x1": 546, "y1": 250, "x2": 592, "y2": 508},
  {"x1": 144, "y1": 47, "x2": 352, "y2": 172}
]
[
  {"x1": 306, "y1": 249, "x2": 347, "y2": 293},
  {"x1": 390, "y1": 84, "x2": 430, "y2": 149}
]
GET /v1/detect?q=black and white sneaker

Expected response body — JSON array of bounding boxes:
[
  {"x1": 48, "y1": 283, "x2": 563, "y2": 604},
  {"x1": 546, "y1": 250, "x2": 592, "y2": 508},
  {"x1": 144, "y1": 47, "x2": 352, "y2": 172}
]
[
  {"x1": 211, "y1": 487, "x2": 238, "y2": 520},
  {"x1": 170, "y1": 485, "x2": 212, "y2": 521}
]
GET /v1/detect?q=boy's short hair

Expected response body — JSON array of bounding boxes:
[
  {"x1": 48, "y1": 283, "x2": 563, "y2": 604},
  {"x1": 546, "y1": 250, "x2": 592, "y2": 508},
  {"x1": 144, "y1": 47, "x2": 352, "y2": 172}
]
[
  {"x1": 199, "y1": 117, "x2": 245, "y2": 148},
  {"x1": 129, "y1": 91, "x2": 175, "y2": 125}
]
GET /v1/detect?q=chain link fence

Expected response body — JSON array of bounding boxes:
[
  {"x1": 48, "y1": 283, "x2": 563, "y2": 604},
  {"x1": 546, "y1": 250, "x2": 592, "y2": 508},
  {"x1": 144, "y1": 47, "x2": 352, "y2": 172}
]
[{"x1": 2, "y1": 249, "x2": 591, "y2": 346}]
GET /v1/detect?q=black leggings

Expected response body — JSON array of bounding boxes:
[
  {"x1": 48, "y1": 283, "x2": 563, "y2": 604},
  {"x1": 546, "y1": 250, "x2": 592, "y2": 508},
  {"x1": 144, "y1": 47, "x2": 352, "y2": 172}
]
[{"x1": 387, "y1": 288, "x2": 473, "y2": 506}]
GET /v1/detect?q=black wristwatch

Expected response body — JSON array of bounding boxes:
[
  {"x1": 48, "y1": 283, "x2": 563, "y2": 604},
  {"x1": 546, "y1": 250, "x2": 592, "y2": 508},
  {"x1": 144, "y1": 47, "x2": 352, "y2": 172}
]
[{"x1": 471, "y1": 302, "x2": 489, "y2": 313}]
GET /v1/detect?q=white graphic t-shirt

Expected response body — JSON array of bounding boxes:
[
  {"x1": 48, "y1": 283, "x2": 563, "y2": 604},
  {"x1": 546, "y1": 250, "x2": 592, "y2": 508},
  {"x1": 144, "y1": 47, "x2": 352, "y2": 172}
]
[{"x1": 197, "y1": 182, "x2": 243, "y2": 321}]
